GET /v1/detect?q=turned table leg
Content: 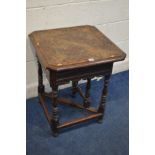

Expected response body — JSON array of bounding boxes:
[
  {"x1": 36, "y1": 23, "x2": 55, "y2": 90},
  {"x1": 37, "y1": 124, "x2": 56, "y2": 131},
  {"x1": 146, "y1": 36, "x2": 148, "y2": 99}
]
[
  {"x1": 98, "y1": 74, "x2": 111, "y2": 123},
  {"x1": 37, "y1": 60, "x2": 45, "y2": 94},
  {"x1": 83, "y1": 78, "x2": 91, "y2": 108},
  {"x1": 51, "y1": 85, "x2": 59, "y2": 137},
  {"x1": 72, "y1": 81, "x2": 78, "y2": 97}
]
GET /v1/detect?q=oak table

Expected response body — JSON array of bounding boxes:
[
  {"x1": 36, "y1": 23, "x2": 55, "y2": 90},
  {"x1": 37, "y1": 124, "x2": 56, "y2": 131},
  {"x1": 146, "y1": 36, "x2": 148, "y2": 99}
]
[{"x1": 29, "y1": 25, "x2": 126, "y2": 137}]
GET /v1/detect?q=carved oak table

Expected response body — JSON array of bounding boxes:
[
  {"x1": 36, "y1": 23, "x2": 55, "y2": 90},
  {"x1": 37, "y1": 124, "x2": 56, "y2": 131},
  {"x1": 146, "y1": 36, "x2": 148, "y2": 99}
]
[{"x1": 29, "y1": 25, "x2": 126, "y2": 137}]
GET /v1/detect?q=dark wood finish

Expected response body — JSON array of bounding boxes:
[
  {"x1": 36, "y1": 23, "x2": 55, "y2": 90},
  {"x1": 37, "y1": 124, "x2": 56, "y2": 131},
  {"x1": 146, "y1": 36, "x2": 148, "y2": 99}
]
[
  {"x1": 58, "y1": 113, "x2": 102, "y2": 129},
  {"x1": 39, "y1": 94, "x2": 52, "y2": 124},
  {"x1": 51, "y1": 85, "x2": 59, "y2": 137},
  {"x1": 83, "y1": 78, "x2": 91, "y2": 108},
  {"x1": 72, "y1": 81, "x2": 78, "y2": 97},
  {"x1": 37, "y1": 60, "x2": 44, "y2": 94},
  {"x1": 77, "y1": 87, "x2": 89, "y2": 103},
  {"x1": 50, "y1": 62, "x2": 113, "y2": 86},
  {"x1": 29, "y1": 25, "x2": 126, "y2": 137},
  {"x1": 98, "y1": 74, "x2": 111, "y2": 123},
  {"x1": 29, "y1": 25, "x2": 126, "y2": 71},
  {"x1": 57, "y1": 97, "x2": 97, "y2": 113}
]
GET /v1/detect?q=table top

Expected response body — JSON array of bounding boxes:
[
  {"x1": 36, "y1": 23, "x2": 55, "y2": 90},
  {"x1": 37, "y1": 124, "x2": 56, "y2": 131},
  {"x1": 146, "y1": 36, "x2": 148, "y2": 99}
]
[{"x1": 29, "y1": 25, "x2": 126, "y2": 71}]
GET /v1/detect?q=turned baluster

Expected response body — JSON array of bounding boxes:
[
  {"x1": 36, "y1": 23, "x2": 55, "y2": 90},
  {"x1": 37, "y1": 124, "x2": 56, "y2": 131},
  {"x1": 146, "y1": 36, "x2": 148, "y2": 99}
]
[
  {"x1": 72, "y1": 81, "x2": 78, "y2": 97},
  {"x1": 98, "y1": 74, "x2": 111, "y2": 123},
  {"x1": 50, "y1": 85, "x2": 59, "y2": 137},
  {"x1": 83, "y1": 78, "x2": 91, "y2": 108}
]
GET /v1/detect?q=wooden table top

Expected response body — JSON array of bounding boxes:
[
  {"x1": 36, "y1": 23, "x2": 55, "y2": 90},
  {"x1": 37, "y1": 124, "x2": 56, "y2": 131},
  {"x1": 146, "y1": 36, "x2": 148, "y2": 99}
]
[{"x1": 29, "y1": 25, "x2": 126, "y2": 71}]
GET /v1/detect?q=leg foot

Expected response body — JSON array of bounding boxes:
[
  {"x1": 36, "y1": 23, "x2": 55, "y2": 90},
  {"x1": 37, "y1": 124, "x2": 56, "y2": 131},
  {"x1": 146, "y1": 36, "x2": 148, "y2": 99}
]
[
  {"x1": 52, "y1": 131, "x2": 59, "y2": 137},
  {"x1": 97, "y1": 119, "x2": 103, "y2": 124}
]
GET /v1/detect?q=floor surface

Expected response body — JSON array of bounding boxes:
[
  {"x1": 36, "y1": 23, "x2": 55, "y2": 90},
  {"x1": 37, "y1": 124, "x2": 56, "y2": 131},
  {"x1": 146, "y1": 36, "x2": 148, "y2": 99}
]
[{"x1": 26, "y1": 70, "x2": 129, "y2": 155}]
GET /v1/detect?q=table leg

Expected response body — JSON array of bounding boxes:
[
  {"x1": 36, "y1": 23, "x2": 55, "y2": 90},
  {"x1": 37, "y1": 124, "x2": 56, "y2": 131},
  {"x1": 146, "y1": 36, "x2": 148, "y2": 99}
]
[
  {"x1": 72, "y1": 81, "x2": 78, "y2": 97},
  {"x1": 51, "y1": 85, "x2": 59, "y2": 137},
  {"x1": 98, "y1": 74, "x2": 111, "y2": 123},
  {"x1": 37, "y1": 60, "x2": 45, "y2": 94},
  {"x1": 83, "y1": 78, "x2": 91, "y2": 108}
]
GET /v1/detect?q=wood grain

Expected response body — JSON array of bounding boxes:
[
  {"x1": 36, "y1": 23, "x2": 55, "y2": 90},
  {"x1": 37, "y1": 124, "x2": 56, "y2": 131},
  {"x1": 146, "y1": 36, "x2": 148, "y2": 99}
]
[
  {"x1": 29, "y1": 25, "x2": 126, "y2": 71},
  {"x1": 30, "y1": 25, "x2": 126, "y2": 137}
]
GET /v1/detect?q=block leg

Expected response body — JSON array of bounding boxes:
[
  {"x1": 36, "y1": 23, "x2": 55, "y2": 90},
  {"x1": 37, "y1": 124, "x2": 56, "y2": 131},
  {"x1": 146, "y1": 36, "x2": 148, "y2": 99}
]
[{"x1": 37, "y1": 60, "x2": 45, "y2": 97}]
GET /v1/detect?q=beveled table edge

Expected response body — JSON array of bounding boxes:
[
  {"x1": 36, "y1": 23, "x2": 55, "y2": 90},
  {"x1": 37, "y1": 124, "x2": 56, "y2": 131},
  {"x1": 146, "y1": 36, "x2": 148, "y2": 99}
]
[{"x1": 28, "y1": 25, "x2": 126, "y2": 72}]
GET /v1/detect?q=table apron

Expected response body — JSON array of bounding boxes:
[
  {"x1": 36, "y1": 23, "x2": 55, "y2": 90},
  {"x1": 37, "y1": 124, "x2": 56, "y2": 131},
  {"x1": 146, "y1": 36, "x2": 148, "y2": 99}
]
[{"x1": 49, "y1": 63, "x2": 113, "y2": 85}]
